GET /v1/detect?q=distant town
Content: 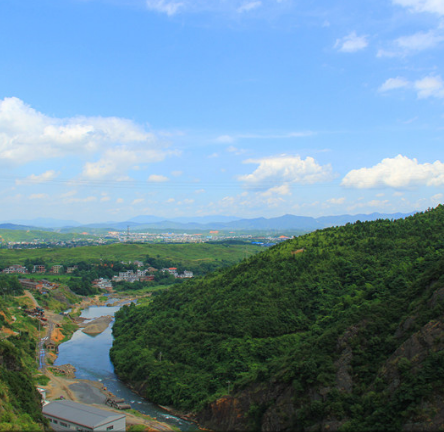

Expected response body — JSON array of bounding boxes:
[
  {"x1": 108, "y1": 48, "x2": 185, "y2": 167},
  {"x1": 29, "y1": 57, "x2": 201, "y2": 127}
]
[{"x1": 0, "y1": 230, "x2": 291, "y2": 249}]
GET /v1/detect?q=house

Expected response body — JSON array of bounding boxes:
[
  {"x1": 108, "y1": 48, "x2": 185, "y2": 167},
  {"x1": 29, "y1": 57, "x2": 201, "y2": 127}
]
[
  {"x1": 92, "y1": 278, "x2": 113, "y2": 291},
  {"x1": 2, "y1": 265, "x2": 28, "y2": 274},
  {"x1": 45, "y1": 340, "x2": 58, "y2": 352},
  {"x1": 42, "y1": 400, "x2": 126, "y2": 431},
  {"x1": 50, "y1": 265, "x2": 64, "y2": 274},
  {"x1": 162, "y1": 267, "x2": 178, "y2": 277},
  {"x1": 66, "y1": 266, "x2": 78, "y2": 274},
  {"x1": 33, "y1": 265, "x2": 46, "y2": 273},
  {"x1": 19, "y1": 279, "x2": 39, "y2": 290}
]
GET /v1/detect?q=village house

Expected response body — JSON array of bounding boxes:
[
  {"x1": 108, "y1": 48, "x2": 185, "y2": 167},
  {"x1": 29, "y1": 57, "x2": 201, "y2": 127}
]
[
  {"x1": 50, "y1": 265, "x2": 64, "y2": 274},
  {"x1": 92, "y1": 278, "x2": 113, "y2": 291},
  {"x1": 33, "y1": 265, "x2": 46, "y2": 273},
  {"x1": 19, "y1": 279, "x2": 43, "y2": 291},
  {"x1": 162, "y1": 267, "x2": 179, "y2": 277},
  {"x1": 2, "y1": 264, "x2": 28, "y2": 274},
  {"x1": 161, "y1": 268, "x2": 193, "y2": 279},
  {"x1": 112, "y1": 269, "x2": 148, "y2": 283},
  {"x1": 45, "y1": 339, "x2": 58, "y2": 352},
  {"x1": 66, "y1": 265, "x2": 78, "y2": 274}
]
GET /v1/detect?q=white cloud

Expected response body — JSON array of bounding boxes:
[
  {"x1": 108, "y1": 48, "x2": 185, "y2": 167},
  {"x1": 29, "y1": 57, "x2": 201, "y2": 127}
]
[
  {"x1": 82, "y1": 147, "x2": 178, "y2": 180},
  {"x1": 16, "y1": 170, "x2": 59, "y2": 185},
  {"x1": 0, "y1": 97, "x2": 177, "y2": 179},
  {"x1": 171, "y1": 170, "x2": 182, "y2": 177},
  {"x1": 378, "y1": 30, "x2": 444, "y2": 57},
  {"x1": 260, "y1": 183, "x2": 291, "y2": 197},
  {"x1": 334, "y1": 32, "x2": 368, "y2": 53},
  {"x1": 239, "y1": 154, "x2": 335, "y2": 190},
  {"x1": 132, "y1": 198, "x2": 145, "y2": 205},
  {"x1": 378, "y1": 75, "x2": 444, "y2": 98},
  {"x1": 116, "y1": 198, "x2": 124, "y2": 203},
  {"x1": 431, "y1": 193, "x2": 444, "y2": 203},
  {"x1": 147, "y1": 174, "x2": 169, "y2": 182},
  {"x1": 414, "y1": 75, "x2": 444, "y2": 98},
  {"x1": 178, "y1": 198, "x2": 195, "y2": 205},
  {"x1": 393, "y1": 0, "x2": 444, "y2": 15},
  {"x1": 379, "y1": 77, "x2": 410, "y2": 92},
  {"x1": 396, "y1": 30, "x2": 444, "y2": 50},
  {"x1": 342, "y1": 155, "x2": 444, "y2": 189},
  {"x1": 237, "y1": 1, "x2": 262, "y2": 13},
  {"x1": 166, "y1": 198, "x2": 175, "y2": 203},
  {"x1": 146, "y1": 0, "x2": 184, "y2": 15}
]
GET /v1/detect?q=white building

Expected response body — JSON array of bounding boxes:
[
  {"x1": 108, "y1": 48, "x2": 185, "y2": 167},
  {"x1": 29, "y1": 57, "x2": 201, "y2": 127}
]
[{"x1": 42, "y1": 400, "x2": 126, "y2": 431}]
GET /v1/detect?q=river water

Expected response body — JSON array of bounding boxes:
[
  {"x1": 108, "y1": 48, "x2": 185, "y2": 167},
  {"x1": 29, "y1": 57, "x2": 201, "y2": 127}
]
[{"x1": 54, "y1": 302, "x2": 197, "y2": 431}]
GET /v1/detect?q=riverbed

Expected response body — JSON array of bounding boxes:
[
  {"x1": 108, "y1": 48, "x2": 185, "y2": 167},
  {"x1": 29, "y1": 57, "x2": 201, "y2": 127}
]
[{"x1": 54, "y1": 302, "x2": 197, "y2": 431}]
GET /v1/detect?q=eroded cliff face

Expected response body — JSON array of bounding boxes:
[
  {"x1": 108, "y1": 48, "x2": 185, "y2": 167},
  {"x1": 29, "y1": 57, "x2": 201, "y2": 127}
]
[
  {"x1": 195, "y1": 310, "x2": 444, "y2": 432},
  {"x1": 195, "y1": 381, "x2": 297, "y2": 432}
]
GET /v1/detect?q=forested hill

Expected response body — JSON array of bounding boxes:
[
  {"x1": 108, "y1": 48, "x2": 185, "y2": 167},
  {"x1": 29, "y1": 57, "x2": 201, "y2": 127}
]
[{"x1": 111, "y1": 206, "x2": 444, "y2": 431}]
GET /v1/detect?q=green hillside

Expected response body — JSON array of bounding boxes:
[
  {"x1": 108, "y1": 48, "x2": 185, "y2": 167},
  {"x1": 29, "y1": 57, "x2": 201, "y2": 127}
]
[
  {"x1": 0, "y1": 228, "x2": 90, "y2": 243},
  {"x1": 111, "y1": 206, "x2": 444, "y2": 431}
]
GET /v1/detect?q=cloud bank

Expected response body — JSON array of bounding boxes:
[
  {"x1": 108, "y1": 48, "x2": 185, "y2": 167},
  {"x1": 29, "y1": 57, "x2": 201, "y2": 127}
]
[
  {"x1": 239, "y1": 154, "x2": 335, "y2": 191},
  {"x1": 342, "y1": 155, "x2": 444, "y2": 189},
  {"x1": 334, "y1": 32, "x2": 368, "y2": 53},
  {"x1": 379, "y1": 75, "x2": 444, "y2": 98},
  {"x1": 0, "y1": 97, "x2": 177, "y2": 179},
  {"x1": 393, "y1": 0, "x2": 444, "y2": 15}
]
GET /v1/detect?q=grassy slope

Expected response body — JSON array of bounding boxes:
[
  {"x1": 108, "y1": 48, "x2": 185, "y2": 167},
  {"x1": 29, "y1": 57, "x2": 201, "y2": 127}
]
[
  {"x1": 0, "y1": 229, "x2": 89, "y2": 243},
  {"x1": 0, "y1": 242, "x2": 261, "y2": 267}
]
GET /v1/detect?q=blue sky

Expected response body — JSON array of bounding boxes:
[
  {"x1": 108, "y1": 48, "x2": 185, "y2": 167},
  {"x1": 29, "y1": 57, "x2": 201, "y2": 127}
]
[{"x1": 1, "y1": 0, "x2": 444, "y2": 223}]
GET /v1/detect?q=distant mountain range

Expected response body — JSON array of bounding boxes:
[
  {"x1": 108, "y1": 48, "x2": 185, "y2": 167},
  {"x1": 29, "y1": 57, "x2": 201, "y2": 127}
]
[{"x1": 0, "y1": 212, "x2": 415, "y2": 233}]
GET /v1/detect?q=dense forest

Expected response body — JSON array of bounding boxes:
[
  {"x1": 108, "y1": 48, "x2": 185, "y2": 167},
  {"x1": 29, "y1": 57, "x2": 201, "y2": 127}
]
[{"x1": 111, "y1": 206, "x2": 444, "y2": 431}]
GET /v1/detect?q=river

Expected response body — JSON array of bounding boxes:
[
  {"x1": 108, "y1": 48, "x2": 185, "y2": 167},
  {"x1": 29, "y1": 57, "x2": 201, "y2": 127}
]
[{"x1": 54, "y1": 301, "x2": 197, "y2": 431}]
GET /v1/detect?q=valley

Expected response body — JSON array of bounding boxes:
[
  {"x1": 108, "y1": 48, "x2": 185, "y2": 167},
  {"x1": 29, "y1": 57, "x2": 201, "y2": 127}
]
[{"x1": 2, "y1": 207, "x2": 444, "y2": 431}]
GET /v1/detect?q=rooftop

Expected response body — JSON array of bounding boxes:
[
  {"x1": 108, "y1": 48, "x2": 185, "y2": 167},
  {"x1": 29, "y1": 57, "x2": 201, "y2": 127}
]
[{"x1": 42, "y1": 400, "x2": 125, "y2": 428}]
